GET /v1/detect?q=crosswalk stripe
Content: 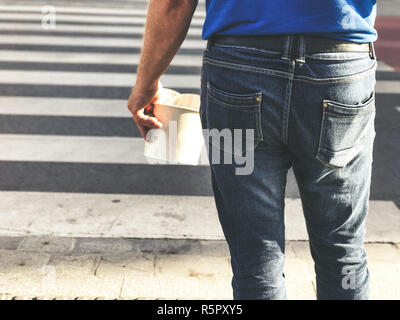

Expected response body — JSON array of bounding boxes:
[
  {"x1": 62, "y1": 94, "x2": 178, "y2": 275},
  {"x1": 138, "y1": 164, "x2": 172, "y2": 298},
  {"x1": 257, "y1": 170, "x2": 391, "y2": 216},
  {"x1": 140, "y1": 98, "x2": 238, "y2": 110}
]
[
  {"x1": 0, "y1": 134, "x2": 209, "y2": 165},
  {"x1": 375, "y1": 81, "x2": 400, "y2": 94},
  {"x1": 0, "y1": 70, "x2": 200, "y2": 88},
  {"x1": 0, "y1": 13, "x2": 205, "y2": 26},
  {"x1": 0, "y1": 35, "x2": 206, "y2": 49},
  {"x1": 377, "y1": 60, "x2": 397, "y2": 72},
  {"x1": 0, "y1": 44, "x2": 203, "y2": 55},
  {"x1": 0, "y1": 84, "x2": 200, "y2": 99},
  {"x1": 0, "y1": 97, "x2": 130, "y2": 117},
  {"x1": 0, "y1": 5, "x2": 207, "y2": 17},
  {"x1": 0, "y1": 191, "x2": 223, "y2": 240},
  {"x1": 0, "y1": 62, "x2": 200, "y2": 74},
  {"x1": 0, "y1": 23, "x2": 203, "y2": 36},
  {"x1": 377, "y1": 60, "x2": 396, "y2": 72},
  {"x1": 0, "y1": 70, "x2": 397, "y2": 94},
  {"x1": 0, "y1": 50, "x2": 203, "y2": 66},
  {"x1": 0, "y1": 134, "x2": 147, "y2": 164}
]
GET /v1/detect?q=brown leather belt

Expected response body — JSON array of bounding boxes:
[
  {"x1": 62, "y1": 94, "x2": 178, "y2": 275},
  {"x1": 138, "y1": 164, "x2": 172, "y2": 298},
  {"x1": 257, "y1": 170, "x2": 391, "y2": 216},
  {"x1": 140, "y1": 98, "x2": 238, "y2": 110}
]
[{"x1": 210, "y1": 35, "x2": 374, "y2": 56}]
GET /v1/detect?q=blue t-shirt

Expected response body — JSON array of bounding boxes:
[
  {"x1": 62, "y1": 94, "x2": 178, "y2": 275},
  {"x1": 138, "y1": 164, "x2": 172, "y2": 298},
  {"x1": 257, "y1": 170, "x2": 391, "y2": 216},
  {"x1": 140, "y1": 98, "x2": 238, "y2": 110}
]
[{"x1": 202, "y1": 0, "x2": 377, "y2": 43}]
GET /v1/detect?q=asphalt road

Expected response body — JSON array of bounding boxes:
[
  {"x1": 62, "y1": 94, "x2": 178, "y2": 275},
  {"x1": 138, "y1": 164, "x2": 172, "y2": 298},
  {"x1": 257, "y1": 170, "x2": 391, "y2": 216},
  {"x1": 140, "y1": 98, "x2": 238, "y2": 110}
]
[{"x1": 0, "y1": 0, "x2": 398, "y2": 240}]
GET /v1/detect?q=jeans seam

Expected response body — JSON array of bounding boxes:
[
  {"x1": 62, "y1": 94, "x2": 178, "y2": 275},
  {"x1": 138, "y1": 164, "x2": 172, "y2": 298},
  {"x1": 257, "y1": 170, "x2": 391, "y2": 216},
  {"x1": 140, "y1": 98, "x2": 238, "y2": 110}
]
[
  {"x1": 305, "y1": 56, "x2": 369, "y2": 61},
  {"x1": 323, "y1": 93, "x2": 375, "y2": 109},
  {"x1": 282, "y1": 60, "x2": 295, "y2": 144},
  {"x1": 317, "y1": 137, "x2": 368, "y2": 156},
  {"x1": 293, "y1": 61, "x2": 377, "y2": 84},
  {"x1": 324, "y1": 110, "x2": 375, "y2": 118},
  {"x1": 305, "y1": 53, "x2": 371, "y2": 61},
  {"x1": 203, "y1": 57, "x2": 292, "y2": 80},
  {"x1": 212, "y1": 43, "x2": 282, "y2": 55},
  {"x1": 316, "y1": 103, "x2": 328, "y2": 167},
  {"x1": 207, "y1": 93, "x2": 261, "y2": 109},
  {"x1": 255, "y1": 103, "x2": 264, "y2": 144}
]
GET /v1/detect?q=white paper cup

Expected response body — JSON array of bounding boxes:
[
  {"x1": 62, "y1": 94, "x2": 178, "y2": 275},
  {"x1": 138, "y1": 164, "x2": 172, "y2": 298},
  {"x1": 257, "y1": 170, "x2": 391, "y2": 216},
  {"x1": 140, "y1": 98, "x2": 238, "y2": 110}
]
[{"x1": 144, "y1": 92, "x2": 204, "y2": 165}]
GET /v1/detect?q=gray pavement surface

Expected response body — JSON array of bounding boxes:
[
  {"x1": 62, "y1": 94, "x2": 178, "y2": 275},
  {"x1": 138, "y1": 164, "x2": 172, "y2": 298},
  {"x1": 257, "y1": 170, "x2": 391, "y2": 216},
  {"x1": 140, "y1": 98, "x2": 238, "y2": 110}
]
[
  {"x1": 0, "y1": 0, "x2": 398, "y2": 299},
  {"x1": 0, "y1": 237, "x2": 399, "y2": 300}
]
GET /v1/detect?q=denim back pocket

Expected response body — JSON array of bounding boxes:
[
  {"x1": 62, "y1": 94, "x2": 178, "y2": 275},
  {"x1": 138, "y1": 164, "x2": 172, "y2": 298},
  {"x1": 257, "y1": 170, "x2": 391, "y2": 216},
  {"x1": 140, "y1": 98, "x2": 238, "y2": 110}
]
[
  {"x1": 316, "y1": 94, "x2": 376, "y2": 169},
  {"x1": 205, "y1": 81, "x2": 263, "y2": 156}
]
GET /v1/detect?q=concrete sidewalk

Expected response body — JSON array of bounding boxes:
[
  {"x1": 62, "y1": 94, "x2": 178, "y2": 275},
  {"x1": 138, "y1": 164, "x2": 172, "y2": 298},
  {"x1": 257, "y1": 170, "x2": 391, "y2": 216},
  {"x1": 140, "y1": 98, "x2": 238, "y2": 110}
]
[{"x1": 0, "y1": 236, "x2": 399, "y2": 300}]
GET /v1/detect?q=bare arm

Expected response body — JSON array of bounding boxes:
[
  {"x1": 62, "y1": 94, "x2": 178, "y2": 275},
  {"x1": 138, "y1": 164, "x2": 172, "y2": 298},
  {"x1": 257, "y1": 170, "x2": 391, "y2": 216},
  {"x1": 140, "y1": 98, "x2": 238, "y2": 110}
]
[{"x1": 127, "y1": 0, "x2": 198, "y2": 139}]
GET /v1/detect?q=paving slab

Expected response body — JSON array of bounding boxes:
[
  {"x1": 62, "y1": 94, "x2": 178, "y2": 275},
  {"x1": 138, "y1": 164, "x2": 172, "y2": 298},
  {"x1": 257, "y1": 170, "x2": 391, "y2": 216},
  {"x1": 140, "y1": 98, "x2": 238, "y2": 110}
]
[
  {"x1": 18, "y1": 236, "x2": 76, "y2": 253},
  {"x1": 0, "y1": 250, "x2": 51, "y2": 297},
  {"x1": 365, "y1": 243, "x2": 400, "y2": 261},
  {"x1": 154, "y1": 254, "x2": 231, "y2": 278},
  {"x1": 73, "y1": 237, "x2": 140, "y2": 254},
  {"x1": 284, "y1": 258, "x2": 316, "y2": 300},
  {"x1": 121, "y1": 275, "x2": 233, "y2": 300},
  {"x1": 96, "y1": 252, "x2": 155, "y2": 277},
  {"x1": 0, "y1": 249, "x2": 50, "y2": 272},
  {"x1": 43, "y1": 253, "x2": 122, "y2": 298},
  {"x1": 368, "y1": 261, "x2": 400, "y2": 300},
  {"x1": 0, "y1": 237, "x2": 23, "y2": 250},
  {"x1": 0, "y1": 239, "x2": 398, "y2": 300}
]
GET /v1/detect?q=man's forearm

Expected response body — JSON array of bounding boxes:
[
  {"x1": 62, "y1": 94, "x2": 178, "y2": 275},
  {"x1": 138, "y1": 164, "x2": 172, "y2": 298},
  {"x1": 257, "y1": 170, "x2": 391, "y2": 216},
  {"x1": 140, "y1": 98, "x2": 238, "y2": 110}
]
[{"x1": 135, "y1": 0, "x2": 198, "y2": 91}]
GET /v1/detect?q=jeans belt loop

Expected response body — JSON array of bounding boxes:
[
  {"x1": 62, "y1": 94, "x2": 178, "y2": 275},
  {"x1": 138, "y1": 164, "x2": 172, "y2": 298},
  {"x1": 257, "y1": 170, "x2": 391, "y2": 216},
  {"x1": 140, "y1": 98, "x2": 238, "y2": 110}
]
[
  {"x1": 281, "y1": 35, "x2": 293, "y2": 60},
  {"x1": 369, "y1": 42, "x2": 376, "y2": 59},
  {"x1": 296, "y1": 35, "x2": 306, "y2": 64},
  {"x1": 206, "y1": 38, "x2": 213, "y2": 51}
]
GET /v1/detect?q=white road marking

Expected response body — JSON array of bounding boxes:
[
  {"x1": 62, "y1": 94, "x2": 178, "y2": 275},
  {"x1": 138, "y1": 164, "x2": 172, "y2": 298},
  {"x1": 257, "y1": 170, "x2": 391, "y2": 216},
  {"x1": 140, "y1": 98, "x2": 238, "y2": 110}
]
[
  {"x1": 0, "y1": 13, "x2": 205, "y2": 26},
  {"x1": 0, "y1": 70, "x2": 200, "y2": 88},
  {"x1": 0, "y1": 97, "x2": 130, "y2": 117},
  {"x1": 0, "y1": 134, "x2": 150, "y2": 164},
  {"x1": 0, "y1": 5, "x2": 207, "y2": 17},
  {"x1": 0, "y1": 23, "x2": 204, "y2": 35},
  {"x1": 0, "y1": 35, "x2": 206, "y2": 49},
  {"x1": 0, "y1": 50, "x2": 203, "y2": 66}
]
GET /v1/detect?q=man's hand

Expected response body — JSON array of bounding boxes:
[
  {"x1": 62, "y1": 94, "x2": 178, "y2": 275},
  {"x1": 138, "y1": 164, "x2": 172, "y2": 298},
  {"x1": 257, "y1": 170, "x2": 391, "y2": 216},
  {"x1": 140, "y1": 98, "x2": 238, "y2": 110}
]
[
  {"x1": 127, "y1": 82, "x2": 164, "y2": 140},
  {"x1": 127, "y1": 0, "x2": 197, "y2": 140}
]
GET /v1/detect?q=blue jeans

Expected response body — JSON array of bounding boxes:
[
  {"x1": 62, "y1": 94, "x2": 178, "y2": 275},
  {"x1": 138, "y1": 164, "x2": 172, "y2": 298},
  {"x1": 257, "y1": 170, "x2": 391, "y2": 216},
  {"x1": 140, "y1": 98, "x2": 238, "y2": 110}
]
[{"x1": 200, "y1": 35, "x2": 376, "y2": 300}]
